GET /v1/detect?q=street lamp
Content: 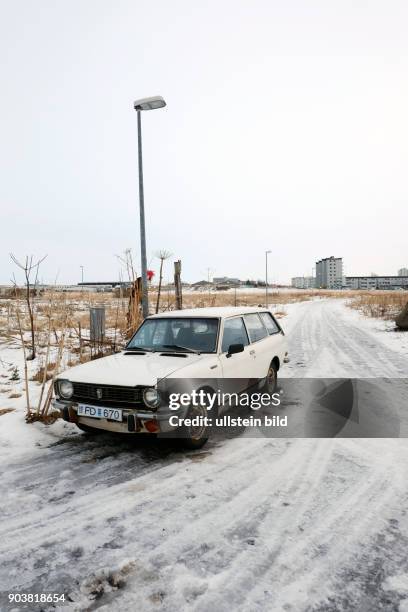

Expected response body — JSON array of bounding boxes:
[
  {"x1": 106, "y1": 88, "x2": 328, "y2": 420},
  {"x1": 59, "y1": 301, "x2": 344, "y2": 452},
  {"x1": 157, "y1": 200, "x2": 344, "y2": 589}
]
[
  {"x1": 80, "y1": 265, "x2": 84, "y2": 290},
  {"x1": 133, "y1": 95, "x2": 167, "y2": 318},
  {"x1": 265, "y1": 250, "x2": 271, "y2": 308}
]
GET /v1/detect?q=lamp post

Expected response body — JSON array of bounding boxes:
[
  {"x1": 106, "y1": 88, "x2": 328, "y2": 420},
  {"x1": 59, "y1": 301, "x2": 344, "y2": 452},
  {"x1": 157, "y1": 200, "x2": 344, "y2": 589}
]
[
  {"x1": 133, "y1": 95, "x2": 166, "y2": 318},
  {"x1": 265, "y1": 250, "x2": 271, "y2": 308},
  {"x1": 80, "y1": 265, "x2": 84, "y2": 291}
]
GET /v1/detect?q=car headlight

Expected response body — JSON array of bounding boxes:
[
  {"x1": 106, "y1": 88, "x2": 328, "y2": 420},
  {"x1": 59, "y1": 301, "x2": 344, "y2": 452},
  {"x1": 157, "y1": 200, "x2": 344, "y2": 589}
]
[
  {"x1": 59, "y1": 380, "x2": 73, "y2": 399},
  {"x1": 143, "y1": 387, "x2": 160, "y2": 409}
]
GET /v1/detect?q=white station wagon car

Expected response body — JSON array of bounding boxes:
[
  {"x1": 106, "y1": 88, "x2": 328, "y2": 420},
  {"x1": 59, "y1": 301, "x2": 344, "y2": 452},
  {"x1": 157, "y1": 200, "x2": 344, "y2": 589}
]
[{"x1": 54, "y1": 307, "x2": 288, "y2": 448}]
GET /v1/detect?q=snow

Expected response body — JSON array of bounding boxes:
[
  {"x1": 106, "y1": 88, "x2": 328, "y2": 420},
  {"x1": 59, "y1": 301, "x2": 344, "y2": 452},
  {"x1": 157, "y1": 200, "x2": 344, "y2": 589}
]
[{"x1": 1, "y1": 298, "x2": 408, "y2": 611}]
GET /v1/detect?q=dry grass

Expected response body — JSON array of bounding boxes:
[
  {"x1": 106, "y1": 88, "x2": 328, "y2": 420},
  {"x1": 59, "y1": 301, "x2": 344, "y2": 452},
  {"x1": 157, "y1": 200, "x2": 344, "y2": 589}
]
[
  {"x1": 31, "y1": 362, "x2": 57, "y2": 382},
  {"x1": 0, "y1": 408, "x2": 15, "y2": 416},
  {"x1": 348, "y1": 291, "x2": 408, "y2": 320}
]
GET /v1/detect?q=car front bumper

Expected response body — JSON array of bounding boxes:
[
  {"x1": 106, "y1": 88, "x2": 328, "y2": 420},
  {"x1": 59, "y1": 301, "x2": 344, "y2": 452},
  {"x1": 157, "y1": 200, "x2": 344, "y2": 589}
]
[{"x1": 53, "y1": 399, "x2": 187, "y2": 434}]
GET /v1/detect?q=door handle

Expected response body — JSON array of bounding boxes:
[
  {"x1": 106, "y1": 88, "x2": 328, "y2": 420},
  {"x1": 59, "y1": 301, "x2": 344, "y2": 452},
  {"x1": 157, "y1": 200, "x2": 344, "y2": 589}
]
[{"x1": 249, "y1": 350, "x2": 256, "y2": 355}]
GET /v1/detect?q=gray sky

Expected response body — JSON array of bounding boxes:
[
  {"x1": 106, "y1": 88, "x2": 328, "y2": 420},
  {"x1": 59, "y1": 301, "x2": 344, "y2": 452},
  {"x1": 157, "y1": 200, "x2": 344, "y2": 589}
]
[{"x1": 1, "y1": 0, "x2": 407, "y2": 285}]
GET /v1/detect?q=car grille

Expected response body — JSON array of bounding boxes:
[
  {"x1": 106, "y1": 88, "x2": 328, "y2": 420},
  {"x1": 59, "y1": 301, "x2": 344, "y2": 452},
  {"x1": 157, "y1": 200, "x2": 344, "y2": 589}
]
[{"x1": 71, "y1": 382, "x2": 144, "y2": 406}]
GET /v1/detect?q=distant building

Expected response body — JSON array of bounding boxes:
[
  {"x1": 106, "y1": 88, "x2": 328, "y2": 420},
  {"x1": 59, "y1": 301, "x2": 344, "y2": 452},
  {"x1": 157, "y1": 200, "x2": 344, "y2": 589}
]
[
  {"x1": 345, "y1": 276, "x2": 408, "y2": 290},
  {"x1": 398, "y1": 268, "x2": 408, "y2": 277},
  {"x1": 316, "y1": 257, "x2": 343, "y2": 289},
  {"x1": 213, "y1": 277, "x2": 241, "y2": 286},
  {"x1": 191, "y1": 280, "x2": 212, "y2": 289},
  {"x1": 291, "y1": 277, "x2": 316, "y2": 289},
  {"x1": 78, "y1": 281, "x2": 130, "y2": 288}
]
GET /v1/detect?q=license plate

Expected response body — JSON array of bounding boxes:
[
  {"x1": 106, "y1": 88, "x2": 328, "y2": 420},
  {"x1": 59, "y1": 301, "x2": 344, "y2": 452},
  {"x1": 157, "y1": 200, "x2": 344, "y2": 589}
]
[{"x1": 77, "y1": 404, "x2": 123, "y2": 422}]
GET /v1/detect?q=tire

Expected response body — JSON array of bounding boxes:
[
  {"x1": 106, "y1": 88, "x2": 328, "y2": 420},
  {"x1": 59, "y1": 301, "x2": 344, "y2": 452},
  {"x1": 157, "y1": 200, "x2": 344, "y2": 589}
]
[
  {"x1": 178, "y1": 389, "x2": 217, "y2": 449},
  {"x1": 262, "y1": 361, "x2": 278, "y2": 393}
]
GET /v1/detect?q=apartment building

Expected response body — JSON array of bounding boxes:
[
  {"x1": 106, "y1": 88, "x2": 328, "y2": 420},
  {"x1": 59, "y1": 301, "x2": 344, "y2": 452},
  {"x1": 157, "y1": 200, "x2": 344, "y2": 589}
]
[
  {"x1": 291, "y1": 277, "x2": 316, "y2": 289},
  {"x1": 345, "y1": 276, "x2": 408, "y2": 290},
  {"x1": 315, "y1": 257, "x2": 343, "y2": 289}
]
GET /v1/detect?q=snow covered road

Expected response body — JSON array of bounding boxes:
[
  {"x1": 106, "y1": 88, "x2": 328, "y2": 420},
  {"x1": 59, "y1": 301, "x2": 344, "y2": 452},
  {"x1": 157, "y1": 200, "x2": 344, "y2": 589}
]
[
  {"x1": 1, "y1": 298, "x2": 408, "y2": 611},
  {"x1": 284, "y1": 298, "x2": 408, "y2": 378}
]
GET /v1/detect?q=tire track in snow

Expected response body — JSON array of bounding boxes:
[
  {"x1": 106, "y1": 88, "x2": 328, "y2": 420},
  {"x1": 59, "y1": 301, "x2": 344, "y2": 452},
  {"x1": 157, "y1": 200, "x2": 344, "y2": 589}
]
[{"x1": 193, "y1": 442, "x2": 404, "y2": 612}]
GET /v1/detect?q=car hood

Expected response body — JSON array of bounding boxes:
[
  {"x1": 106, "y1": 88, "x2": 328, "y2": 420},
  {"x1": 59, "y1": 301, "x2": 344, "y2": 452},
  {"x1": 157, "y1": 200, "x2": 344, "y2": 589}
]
[{"x1": 57, "y1": 351, "x2": 205, "y2": 387}]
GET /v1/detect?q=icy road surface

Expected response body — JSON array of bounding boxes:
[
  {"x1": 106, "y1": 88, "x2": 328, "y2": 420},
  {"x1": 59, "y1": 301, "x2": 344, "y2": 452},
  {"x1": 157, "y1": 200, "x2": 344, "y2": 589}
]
[{"x1": 1, "y1": 298, "x2": 408, "y2": 611}]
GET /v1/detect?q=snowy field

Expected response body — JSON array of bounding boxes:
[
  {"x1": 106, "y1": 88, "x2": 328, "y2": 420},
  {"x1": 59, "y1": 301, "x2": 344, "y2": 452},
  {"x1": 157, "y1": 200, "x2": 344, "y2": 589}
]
[{"x1": 1, "y1": 298, "x2": 408, "y2": 611}]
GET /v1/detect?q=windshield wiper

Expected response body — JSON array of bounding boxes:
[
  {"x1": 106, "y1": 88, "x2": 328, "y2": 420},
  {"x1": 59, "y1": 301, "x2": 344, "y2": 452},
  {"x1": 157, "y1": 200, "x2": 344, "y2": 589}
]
[
  {"x1": 162, "y1": 344, "x2": 201, "y2": 355},
  {"x1": 125, "y1": 346, "x2": 155, "y2": 353}
]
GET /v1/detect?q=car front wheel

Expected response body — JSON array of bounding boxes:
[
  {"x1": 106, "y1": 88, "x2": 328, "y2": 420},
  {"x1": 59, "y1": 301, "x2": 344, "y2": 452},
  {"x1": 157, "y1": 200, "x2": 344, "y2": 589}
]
[{"x1": 179, "y1": 391, "x2": 218, "y2": 449}]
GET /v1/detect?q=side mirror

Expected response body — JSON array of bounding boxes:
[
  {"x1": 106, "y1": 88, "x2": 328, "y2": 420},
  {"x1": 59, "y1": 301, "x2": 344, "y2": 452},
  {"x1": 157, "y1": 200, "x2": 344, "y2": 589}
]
[{"x1": 227, "y1": 343, "x2": 244, "y2": 358}]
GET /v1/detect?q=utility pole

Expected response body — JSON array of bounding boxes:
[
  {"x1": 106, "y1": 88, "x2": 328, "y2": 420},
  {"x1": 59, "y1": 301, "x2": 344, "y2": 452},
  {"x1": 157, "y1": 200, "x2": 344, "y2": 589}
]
[
  {"x1": 265, "y1": 250, "x2": 271, "y2": 308},
  {"x1": 207, "y1": 267, "x2": 213, "y2": 302},
  {"x1": 133, "y1": 95, "x2": 167, "y2": 318},
  {"x1": 137, "y1": 110, "x2": 149, "y2": 318}
]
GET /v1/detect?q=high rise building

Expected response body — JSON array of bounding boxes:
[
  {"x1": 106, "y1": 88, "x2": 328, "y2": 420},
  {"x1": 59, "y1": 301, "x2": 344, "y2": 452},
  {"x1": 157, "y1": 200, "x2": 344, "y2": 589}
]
[{"x1": 315, "y1": 257, "x2": 343, "y2": 289}]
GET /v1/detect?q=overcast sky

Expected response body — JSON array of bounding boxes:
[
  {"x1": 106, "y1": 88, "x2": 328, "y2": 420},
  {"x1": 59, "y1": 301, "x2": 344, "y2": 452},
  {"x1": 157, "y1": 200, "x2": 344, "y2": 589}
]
[{"x1": 1, "y1": 0, "x2": 407, "y2": 285}]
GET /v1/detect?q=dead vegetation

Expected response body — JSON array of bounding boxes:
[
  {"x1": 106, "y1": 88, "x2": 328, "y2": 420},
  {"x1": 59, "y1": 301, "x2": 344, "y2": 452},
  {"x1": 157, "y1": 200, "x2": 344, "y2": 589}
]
[
  {"x1": 0, "y1": 408, "x2": 15, "y2": 416},
  {"x1": 347, "y1": 291, "x2": 408, "y2": 320}
]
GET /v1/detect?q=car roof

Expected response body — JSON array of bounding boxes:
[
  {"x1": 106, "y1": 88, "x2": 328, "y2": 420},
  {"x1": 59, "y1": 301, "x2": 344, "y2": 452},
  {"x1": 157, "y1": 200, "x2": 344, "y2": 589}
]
[{"x1": 147, "y1": 306, "x2": 268, "y2": 319}]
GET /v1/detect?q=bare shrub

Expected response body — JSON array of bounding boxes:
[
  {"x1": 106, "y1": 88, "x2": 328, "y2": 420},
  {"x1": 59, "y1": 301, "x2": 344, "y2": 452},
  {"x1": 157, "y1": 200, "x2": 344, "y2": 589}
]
[
  {"x1": 10, "y1": 253, "x2": 47, "y2": 359},
  {"x1": 31, "y1": 362, "x2": 56, "y2": 383},
  {"x1": 155, "y1": 250, "x2": 172, "y2": 314}
]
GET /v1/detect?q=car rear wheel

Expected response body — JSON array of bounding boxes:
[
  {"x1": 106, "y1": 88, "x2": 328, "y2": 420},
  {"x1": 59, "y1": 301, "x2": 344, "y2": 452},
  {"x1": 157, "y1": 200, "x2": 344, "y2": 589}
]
[{"x1": 263, "y1": 361, "x2": 278, "y2": 393}]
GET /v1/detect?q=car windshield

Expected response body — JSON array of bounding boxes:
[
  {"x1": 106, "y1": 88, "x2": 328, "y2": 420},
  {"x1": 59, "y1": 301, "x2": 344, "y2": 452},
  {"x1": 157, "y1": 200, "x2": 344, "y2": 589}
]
[{"x1": 127, "y1": 317, "x2": 219, "y2": 353}]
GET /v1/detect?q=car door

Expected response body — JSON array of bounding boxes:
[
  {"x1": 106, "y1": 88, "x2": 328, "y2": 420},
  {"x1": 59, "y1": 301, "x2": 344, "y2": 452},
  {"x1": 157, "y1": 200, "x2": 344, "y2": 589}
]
[
  {"x1": 242, "y1": 313, "x2": 270, "y2": 380},
  {"x1": 219, "y1": 316, "x2": 254, "y2": 391}
]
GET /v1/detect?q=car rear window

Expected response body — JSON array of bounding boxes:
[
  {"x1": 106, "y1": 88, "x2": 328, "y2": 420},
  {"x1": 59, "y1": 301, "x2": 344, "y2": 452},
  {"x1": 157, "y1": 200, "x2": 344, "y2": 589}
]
[
  {"x1": 244, "y1": 313, "x2": 268, "y2": 342},
  {"x1": 259, "y1": 312, "x2": 280, "y2": 335}
]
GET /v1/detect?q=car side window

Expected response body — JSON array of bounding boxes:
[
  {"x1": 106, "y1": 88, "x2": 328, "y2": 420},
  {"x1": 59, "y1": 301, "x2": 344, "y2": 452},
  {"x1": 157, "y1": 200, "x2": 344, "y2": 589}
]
[
  {"x1": 221, "y1": 317, "x2": 249, "y2": 353},
  {"x1": 260, "y1": 312, "x2": 280, "y2": 335},
  {"x1": 244, "y1": 313, "x2": 268, "y2": 343}
]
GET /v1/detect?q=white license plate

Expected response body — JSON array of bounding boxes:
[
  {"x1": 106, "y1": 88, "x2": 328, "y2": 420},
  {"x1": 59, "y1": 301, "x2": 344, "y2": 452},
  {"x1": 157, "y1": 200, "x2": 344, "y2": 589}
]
[{"x1": 77, "y1": 404, "x2": 123, "y2": 422}]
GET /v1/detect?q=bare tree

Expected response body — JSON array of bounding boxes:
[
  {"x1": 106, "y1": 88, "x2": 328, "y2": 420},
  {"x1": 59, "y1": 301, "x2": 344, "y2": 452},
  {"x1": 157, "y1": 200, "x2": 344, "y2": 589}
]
[
  {"x1": 10, "y1": 253, "x2": 47, "y2": 360},
  {"x1": 116, "y1": 248, "x2": 142, "y2": 336},
  {"x1": 155, "y1": 250, "x2": 172, "y2": 313},
  {"x1": 14, "y1": 305, "x2": 31, "y2": 416}
]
